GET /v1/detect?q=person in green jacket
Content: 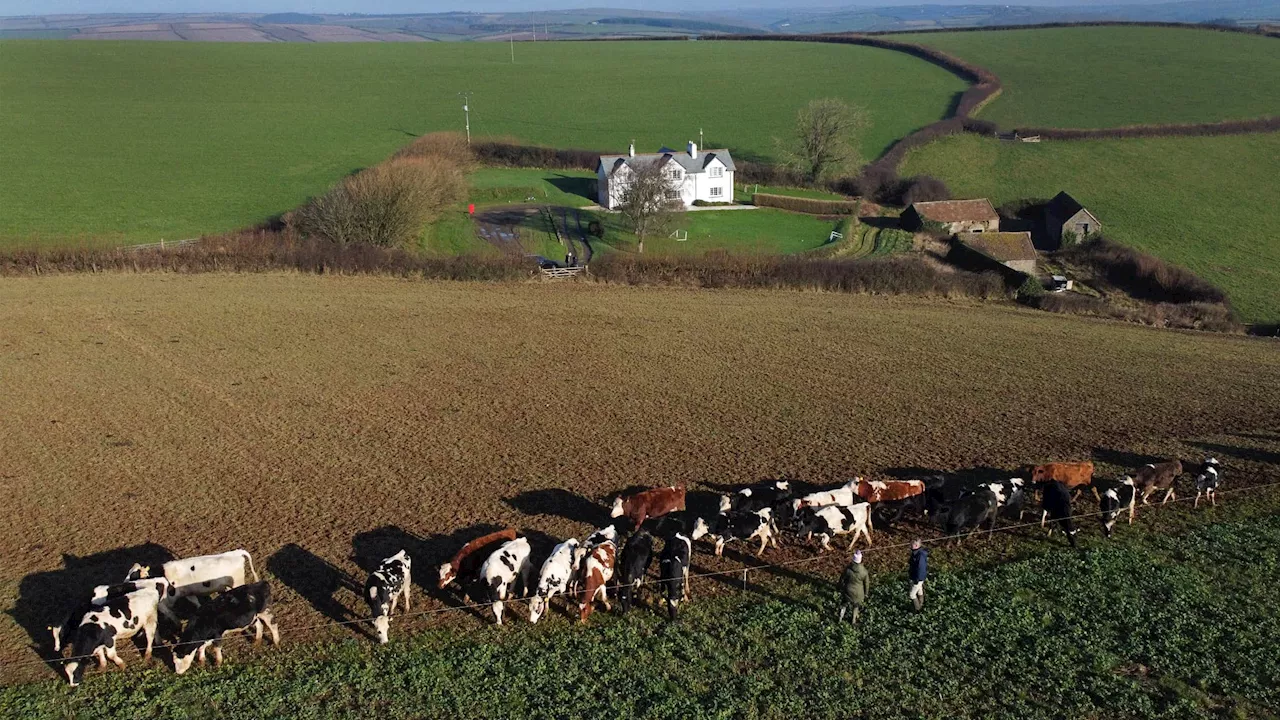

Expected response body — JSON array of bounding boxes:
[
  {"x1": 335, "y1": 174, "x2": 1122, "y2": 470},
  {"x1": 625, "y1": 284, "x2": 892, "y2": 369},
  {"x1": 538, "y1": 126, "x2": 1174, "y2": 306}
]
[{"x1": 838, "y1": 550, "x2": 870, "y2": 625}]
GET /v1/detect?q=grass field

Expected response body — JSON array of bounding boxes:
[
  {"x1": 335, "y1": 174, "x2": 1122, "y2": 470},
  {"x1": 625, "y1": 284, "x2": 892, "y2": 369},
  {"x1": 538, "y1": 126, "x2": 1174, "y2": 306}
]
[
  {"x1": 6, "y1": 510, "x2": 1278, "y2": 718},
  {"x1": 590, "y1": 207, "x2": 839, "y2": 255},
  {"x1": 0, "y1": 40, "x2": 965, "y2": 247},
  {"x1": 2, "y1": 274, "x2": 1279, "y2": 697},
  {"x1": 467, "y1": 168, "x2": 597, "y2": 208},
  {"x1": 903, "y1": 26, "x2": 1280, "y2": 129},
  {"x1": 900, "y1": 131, "x2": 1280, "y2": 323}
]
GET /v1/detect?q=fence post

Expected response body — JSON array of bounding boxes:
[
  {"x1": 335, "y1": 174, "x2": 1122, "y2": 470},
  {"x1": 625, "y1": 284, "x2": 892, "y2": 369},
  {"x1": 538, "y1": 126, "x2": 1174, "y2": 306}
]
[{"x1": 741, "y1": 568, "x2": 748, "y2": 590}]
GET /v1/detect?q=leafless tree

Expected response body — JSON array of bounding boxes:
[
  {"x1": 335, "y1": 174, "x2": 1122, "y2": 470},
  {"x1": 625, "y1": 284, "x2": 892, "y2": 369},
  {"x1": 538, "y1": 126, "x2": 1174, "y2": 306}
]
[
  {"x1": 617, "y1": 160, "x2": 683, "y2": 253},
  {"x1": 790, "y1": 98, "x2": 870, "y2": 182}
]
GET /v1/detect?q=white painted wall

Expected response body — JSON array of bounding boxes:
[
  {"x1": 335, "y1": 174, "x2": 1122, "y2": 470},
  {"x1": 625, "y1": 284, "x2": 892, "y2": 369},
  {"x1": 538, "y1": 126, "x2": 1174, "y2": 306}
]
[{"x1": 598, "y1": 155, "x2": 734, "y2": 210}]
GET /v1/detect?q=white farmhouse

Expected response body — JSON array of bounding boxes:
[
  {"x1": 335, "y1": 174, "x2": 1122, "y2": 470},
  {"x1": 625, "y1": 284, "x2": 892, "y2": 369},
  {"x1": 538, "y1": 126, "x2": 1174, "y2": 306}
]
[{"x1": 596, "y1": 142, "x2": 736, "y2": 210}]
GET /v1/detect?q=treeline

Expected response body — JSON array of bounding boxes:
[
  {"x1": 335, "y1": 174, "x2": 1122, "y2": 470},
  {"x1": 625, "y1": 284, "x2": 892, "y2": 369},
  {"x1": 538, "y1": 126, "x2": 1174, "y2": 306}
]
[
  {"x1": 860, "y1": 20, "x2": 1280, "y2": 39},
  {"x1": 752, "y1": 193, "x2": 860, "y2": 215},
  {"x1": 993, "y1": 116, "x2": 1280, "y2": 141}
]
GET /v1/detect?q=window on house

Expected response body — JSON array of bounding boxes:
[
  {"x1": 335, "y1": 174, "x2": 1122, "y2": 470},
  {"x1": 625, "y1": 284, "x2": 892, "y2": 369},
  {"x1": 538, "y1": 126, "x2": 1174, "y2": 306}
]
[
  {"x1": 668, "y1": 169, "x2": 682, "y2": 181},
  {"x1": 664, "y1": 189, "x2": 681, "y2": 200},
  {"x1": 709, "y1": 167, "x2": 723, "y2": 178},
  {"x1": 709, "y1": 186, "x2": 723, "y2": 198}
]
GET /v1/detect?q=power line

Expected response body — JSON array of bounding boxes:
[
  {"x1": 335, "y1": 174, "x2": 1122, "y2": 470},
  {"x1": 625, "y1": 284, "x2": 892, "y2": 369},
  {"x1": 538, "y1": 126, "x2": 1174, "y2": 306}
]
[{"x1": 12, "y1": 480, "x2": 1277, "y2": 675}]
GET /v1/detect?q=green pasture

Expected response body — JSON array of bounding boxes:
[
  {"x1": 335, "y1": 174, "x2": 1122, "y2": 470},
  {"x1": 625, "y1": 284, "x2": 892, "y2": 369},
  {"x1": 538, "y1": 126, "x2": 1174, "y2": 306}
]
[
  {"x1": 901, "y1": 131, "x2": 1280, "y2": 323},
  {"x1": 5, "y1": 511, "x2": 1278, "y2": 719},
  {"x1": 0, "y1": 39, "x2": 964, "y2": 246},
  {"x1": 903, "y1": 26, "x2": 1280, "y2": 129},
  {"x1": 592, "y1": 208, "x2": 839, "y2": 256}
]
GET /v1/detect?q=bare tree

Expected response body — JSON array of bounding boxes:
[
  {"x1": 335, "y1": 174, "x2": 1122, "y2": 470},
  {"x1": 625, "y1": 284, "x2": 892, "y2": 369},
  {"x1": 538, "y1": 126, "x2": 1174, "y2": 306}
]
[
  {"x1": 617, "y1": 160, "x2": 683, "y2": 253},
  {"x1": 790, "y1": 98, "x2": 870, "y2": 182}
]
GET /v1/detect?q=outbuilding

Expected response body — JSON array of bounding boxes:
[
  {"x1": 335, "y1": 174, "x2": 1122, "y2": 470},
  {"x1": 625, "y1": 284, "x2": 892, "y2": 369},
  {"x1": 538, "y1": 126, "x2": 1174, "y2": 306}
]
[
  {"x1": 1045, "y1": 191, "x2": 1101, "y2": 247},
  {"x1": 958, "y1": 231, "x2": 1038, "y2": 274},
  {"x1": 901, "y1": 199, "x2": 1000, "y2": 234}
]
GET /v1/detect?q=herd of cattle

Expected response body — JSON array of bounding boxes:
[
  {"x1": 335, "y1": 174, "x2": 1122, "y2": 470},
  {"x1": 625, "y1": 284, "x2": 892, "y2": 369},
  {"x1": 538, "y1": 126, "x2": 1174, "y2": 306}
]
[{"x1": 49, "y1": 457, "x2": 1223, "y2": 687}]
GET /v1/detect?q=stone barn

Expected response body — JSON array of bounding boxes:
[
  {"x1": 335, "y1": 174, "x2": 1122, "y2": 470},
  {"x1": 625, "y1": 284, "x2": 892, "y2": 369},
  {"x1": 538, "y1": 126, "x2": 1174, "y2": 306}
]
[
  {"x1": 901, "y1": 199, "x2": 1000, "y2": 234},
  {"x1": 958, "y1": 231, "x2": 1038, "y2": 275},
  {"x1": 1046, "y1": 191, "x2": 1101, "y2": 247}
]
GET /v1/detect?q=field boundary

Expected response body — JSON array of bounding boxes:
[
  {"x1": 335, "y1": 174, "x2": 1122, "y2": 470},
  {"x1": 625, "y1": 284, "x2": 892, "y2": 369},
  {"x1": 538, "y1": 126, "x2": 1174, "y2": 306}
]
[{"x1": 16, "y1": 479, "x2": 1279, "y2": 679}]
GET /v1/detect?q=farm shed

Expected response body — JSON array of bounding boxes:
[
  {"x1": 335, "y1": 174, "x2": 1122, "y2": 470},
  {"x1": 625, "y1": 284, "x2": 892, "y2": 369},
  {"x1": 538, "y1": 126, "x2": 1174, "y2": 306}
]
[
  {"x1": 1045, "y1": 191, "x2": 1101, "y2": 248},
  {"x1": 957, "y1": 231, "x2": 1038, "y2": 274},
  {"x1": 901, "y1": 199, "x2": 1000, "y2": 234}
]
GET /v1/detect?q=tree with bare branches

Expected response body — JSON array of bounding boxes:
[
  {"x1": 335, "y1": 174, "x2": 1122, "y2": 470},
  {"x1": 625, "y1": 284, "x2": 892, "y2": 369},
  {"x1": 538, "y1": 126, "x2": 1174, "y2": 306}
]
[
  {"x1": 789, "y1": 98, "x2": 870, "y2": 182},
  {"x1": 617, "y1": 160, "x2": 683, "y2": 253}
]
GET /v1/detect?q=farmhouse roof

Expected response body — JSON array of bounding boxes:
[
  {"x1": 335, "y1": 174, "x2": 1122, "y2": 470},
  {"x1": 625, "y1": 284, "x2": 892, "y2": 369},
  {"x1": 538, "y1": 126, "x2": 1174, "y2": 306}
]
[
  {"x1": 908, "y1": 198, "x2": 999, "y2": 223},
  {"x1": 960, "y1": 231, "x2": 1037, "y2": 263},
  {"x1": 598, "y1": 148, "x2": 736, "y2": 176},
  {"x1": 1047, "y1": 191, "x2": 1098, "y2": 222}
]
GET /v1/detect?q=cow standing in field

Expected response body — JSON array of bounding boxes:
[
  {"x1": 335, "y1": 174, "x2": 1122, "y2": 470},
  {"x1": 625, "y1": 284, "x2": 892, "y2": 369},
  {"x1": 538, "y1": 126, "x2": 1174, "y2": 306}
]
[
  {"x1": 171, "y1": 581, "x2": 279, "y2": 675},
  {"x1": 126, "y1": 549, "x2": 257, "y2": 618},
  {"x1": 855, "y1": 478, "x2": 926, "y2": 526},
  {"x1": 1029, "y1": 462, "x2": 1096, "y2": 500},
  {"x1": 1041, "y1": 481, "x2": 1078, "y2": 547},
  {"x1": 1132, "y1": 459, "x2": 1183, "y2": 505},
  {"x1": 659, "y1": 532, "x2": 691, "y2": 620},
  {"x1": 1098, "y1": 477, "x2": 1136, "y2": 538},
  {"x1": 692, "y1": 508, "x2": 778, "y2": 557},
  {"x1": 796, "y1": 503, "x2": 873, "y2": 551},
  {"x1": 579, "y1": 534, "x2": 617, "y2": 623},
  {"x1": 611, "y1": 487, "x2": 686, "y2": 531},
  {"x1": 437, "y1": 528, "x2": 517, "y2": 590},
  {"x1": 479, "y1": 538, "x2": 533, "y2": 626},
  {"x1": 61, "y1": 579, "x2": 172, "y2": 687},
  {"x1": 616, "y1": 531, "x2": 654, "y2": 613},
  {"x1": 1195, "y1": 458, "x2": 1221, "y2": 508},
  {"x1": 944, "y1": 487, "x2": 998, "y2": 543},
  {"x1": 528, "y1": 538, "x2": 581, "y2": 624},
  {"x1": 720, "y1": 480, "x2": 792, "y2": 514},
  {"x1": 364, "y1": 550, "x2": 411, "y2": 644},
  {"x1": 792, "y1": 478, "x2": 861, "y2": 515}
]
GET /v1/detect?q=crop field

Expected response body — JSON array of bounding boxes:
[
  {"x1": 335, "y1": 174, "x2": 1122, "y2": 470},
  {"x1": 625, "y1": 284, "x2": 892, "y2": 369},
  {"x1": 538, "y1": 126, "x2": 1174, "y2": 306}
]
[
  {"x1": 902, "y1": 26, "x2": 1280, "y2": 129},
  {"x1": 0, "y1": 39, "x2": 965, "y2": 247},
  {"x1": 2, "y1": 274, "x2": 1279, "y2": 708},
  {"x1": 900, "y1": 131, "x2": 1280, "y2": 323}
]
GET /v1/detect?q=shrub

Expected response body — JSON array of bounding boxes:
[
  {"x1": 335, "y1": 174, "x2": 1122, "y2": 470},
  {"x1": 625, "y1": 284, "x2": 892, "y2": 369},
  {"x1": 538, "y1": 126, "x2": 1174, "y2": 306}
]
[
  {"x1": 1016, "y1": 275, "x2": 1045, "y2": 303},
  {"x1": 900, "y1": 175, "x2": 951, "y2": 206},
  {"x1": 752, "y1": 193, "x2": 860, "y2": 215},
  {"x1": 587, "y1": 220, "x2": 605, "y2": 239},
  {"x1": 290, "y1": 157, "x2": 465, "y2": 247},
  {"x1": 1060, "y1": 230, "x2": 1080, "y2": 249},
  {"x1": 471, "y1": 140, "x2": 602, "y2": 171},
  {"x1": 1060, "y1": 236, "x2": 1229, "y2": 305},
  {"x1": 391, "y1": 132, "x2": 475, "y2": 170},
  {"x1": 1029, "y1": 293, "x2": 1241, "y2": 332},
  {"x1": 692, "y1": 200, "x2": 735, "y2": 207}
]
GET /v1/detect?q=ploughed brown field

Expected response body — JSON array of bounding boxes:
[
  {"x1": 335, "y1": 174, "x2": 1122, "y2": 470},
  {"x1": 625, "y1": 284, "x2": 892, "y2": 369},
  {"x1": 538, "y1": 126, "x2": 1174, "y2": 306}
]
[{"x1": 2, "y1": 274, "x2": 1278, "y2": 683}]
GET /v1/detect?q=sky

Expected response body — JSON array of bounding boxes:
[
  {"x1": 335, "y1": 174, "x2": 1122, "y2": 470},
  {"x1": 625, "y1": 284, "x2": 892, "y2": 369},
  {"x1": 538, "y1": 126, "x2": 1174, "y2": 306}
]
[{"x1": 3, "y1": 0, "x2": 1179, "y2": 17}]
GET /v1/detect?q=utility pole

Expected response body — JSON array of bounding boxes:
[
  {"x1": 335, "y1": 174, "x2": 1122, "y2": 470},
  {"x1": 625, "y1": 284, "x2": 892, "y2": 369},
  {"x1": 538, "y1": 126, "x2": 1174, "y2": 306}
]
[
  {"x1": 699, "y1": 127, "x2": 704, "y2": 148},
  {"x1": 459, "y1": 91, "x2": 472, "y2": 145},
  {"x1": 510, "y1": 35, "x2": 515, "y2": 63}
]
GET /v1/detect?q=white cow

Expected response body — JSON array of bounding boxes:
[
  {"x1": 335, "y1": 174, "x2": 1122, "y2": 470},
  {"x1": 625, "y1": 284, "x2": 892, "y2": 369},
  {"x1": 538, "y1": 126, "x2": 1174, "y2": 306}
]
[
  {"x1": 479, "y1": 538, "x2": 532, "y2": 626},
  {"x1": 797, "y1": 502, "x2": 873, "y2": 551},
  {"x1": 791, "y1": 477, "x2": 862, "y2": 513},
  {"x1": 528, "y1": 538, "x2": 580, "y2": 624},
  {"x1": 62, "y1": 580, "x2": 171, "y2": 687},
  {"x1": 126, "y1": 549, "x2": 257, "y2": 598}
]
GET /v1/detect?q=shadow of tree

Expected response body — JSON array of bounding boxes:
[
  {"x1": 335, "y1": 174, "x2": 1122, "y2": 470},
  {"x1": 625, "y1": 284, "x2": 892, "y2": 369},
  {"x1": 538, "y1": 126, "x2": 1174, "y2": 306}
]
[
  {"x1": 1092, "y1": 447, "x2": 1167, "y2": 470},
  {"x1": 1191, "y1": 442, "x2": 1280, "y2": 466}
]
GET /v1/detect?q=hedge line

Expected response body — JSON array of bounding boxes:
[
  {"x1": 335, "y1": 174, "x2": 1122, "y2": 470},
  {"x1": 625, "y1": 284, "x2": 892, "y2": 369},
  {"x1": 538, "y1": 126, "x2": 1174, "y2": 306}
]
[{"x1": 752, "y1": 193, "x2": 860, "y2": 215}]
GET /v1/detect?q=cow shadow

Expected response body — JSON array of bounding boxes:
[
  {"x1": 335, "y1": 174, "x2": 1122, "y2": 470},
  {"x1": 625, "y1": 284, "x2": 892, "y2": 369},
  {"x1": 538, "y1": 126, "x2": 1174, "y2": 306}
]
[
  {"x1": 9, "y1": 543, "x2": 174, "y2": 671},
  {"x1": 1190, "y1": 442, "x2": 1280, "y2": 467},
  {"x1": 505, "y1": 489, "x2": 611, "y2": 528},
  {"x1": 1093, "y1": 447, "x2": 1167, "y2": 471},
  {"x1": 689, "y1": 543, "x2": 826, "y2": 610},
  {"x1": 266, "y1": 544, "x2": 362, "y2": 634}
]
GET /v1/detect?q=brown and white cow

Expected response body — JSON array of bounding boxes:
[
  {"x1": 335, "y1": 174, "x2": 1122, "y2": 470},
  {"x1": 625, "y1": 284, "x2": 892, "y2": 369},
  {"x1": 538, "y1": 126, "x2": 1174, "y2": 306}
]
[
  {"x1": 437, "y1": 528, "x2": 518, "y2": 589},
  {"x1": 1028, "y1": 462, "x2": 1096, "y2": 499},
  {"x1": 578, "y1": 535, "x2": 617, "y2": 623},
  {"x1": 855, "y1": 478, "x2": 925, "y2": 503},
  {"x1": 610, "y1": 486, "x2": 686, "y2": 531},
  {"x1": 1131, "y1": 460, "x2": 1183, "y2": 505}
]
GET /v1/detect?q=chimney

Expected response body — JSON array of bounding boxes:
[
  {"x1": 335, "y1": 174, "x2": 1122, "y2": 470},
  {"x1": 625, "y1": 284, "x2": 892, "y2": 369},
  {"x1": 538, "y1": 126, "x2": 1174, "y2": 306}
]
[
  {"x1": 628, "y1": 141, "x2": 635, "y2": 158},
  {"x1": 687, "y1": 141, "x2": 698, "y2": 159}
]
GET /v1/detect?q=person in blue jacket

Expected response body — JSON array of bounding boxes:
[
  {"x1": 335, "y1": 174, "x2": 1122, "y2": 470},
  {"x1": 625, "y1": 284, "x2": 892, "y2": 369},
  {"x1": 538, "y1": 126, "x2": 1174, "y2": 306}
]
[{"x1": 908, "y1": 539, "x2": 928, "y2": 612}]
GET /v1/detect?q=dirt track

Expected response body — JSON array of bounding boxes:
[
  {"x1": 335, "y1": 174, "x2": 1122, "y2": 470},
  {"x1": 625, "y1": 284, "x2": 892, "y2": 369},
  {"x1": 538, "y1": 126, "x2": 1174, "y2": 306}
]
[{"x1": 1, "y1": 274, "x2": 1277, "y2": 682}]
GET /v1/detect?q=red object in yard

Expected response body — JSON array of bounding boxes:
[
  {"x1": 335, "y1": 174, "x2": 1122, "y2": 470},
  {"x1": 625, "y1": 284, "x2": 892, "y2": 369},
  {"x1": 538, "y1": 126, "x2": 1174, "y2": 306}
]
[{"x1": 468, "y1": 203, "x2": 475, "y2": 215}]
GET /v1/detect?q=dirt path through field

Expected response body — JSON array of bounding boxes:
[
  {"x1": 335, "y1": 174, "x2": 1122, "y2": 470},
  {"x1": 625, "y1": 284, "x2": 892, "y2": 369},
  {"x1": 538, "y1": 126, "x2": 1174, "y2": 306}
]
[{"x1": 1, "y1": 275, "x2": 1277, "y2": 683}]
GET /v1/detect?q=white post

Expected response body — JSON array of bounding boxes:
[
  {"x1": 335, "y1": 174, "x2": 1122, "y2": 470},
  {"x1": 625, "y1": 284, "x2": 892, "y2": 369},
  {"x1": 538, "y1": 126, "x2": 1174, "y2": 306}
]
[
  {"x1": 510, "y1": 36, "x2": 514, "y2": 63},
  {"x1": 460, "y1": 92, "x2": 471, "y2": 145}
]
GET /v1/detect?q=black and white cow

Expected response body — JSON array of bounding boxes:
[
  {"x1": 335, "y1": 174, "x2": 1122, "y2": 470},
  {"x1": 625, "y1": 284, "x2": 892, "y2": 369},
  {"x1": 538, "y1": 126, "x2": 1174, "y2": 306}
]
[
  {"x1": 364, "y1": 550, "x2": 411, "y2": 644},
  {"x1": 479, "y1": 537, "x2": 533, "y2": 626},
  {"x1": 943, "y1": 487, "x2": 998, "y2": 542},
  {"x1": 62, "y1": 579, "x2": 172, "y2": 687},
  {"x1": 659, "y1": 532, "x2": 691, "y2": 620},
  {"x1": 51, "y1": 578, "x2": 170, "y2": 653},
  {"x1": 1041, "y1": 480, "x2": 1078, "y2": 547},
  {"x1": 692, "y1": 508, "x2": 778, "y2": 557},
  {"x1": 172, "y1": 581, "x2": 278, "y2": 675},
  {"x1": 721, "y1": 480, "x2": 792, "y2": 514},
  {"x1": 1098, "y1": 477, "x2": 1136, "y2": 538},
  {"x1": 987, "y1": 477, "x2": 1027, "y2": 521},
  {"x1": 528, "y1": 538, "x2": 582, "y2": 624},
  {"x1": 584, "y1": 525, "x2": 618, "y2": 549},
  {"x1": 795, "y1": 503, "x2": 873, "y2": 551},
  {"x1": 616, "y1": 531, "x2": 654, "y2": 613},
  {"x1": 1195, "y1": 458, "x2": 1222, "y2": 508}
]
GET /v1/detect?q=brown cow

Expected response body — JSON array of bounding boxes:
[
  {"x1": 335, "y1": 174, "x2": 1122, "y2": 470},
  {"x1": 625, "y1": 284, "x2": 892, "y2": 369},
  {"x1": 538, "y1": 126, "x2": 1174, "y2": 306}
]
[
  {"x1": 855, "y1": 478, "x2": 925, "y2": 503},
  {"x1": 437, "y1": 528, "x2": 517, "y2": 589},
  {"x1": 610, "y1": 486, "x2": 686, "y2": 530},
  {"x1": 578, "y1": 539, "x2": 616, "y2": 623},
  {"x1": 1132, "y1": 460, "x2": 1183, "y2": 505},
  {"x1": 1028, "y1": 462, "x2": 1096, "y2": 500}
]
